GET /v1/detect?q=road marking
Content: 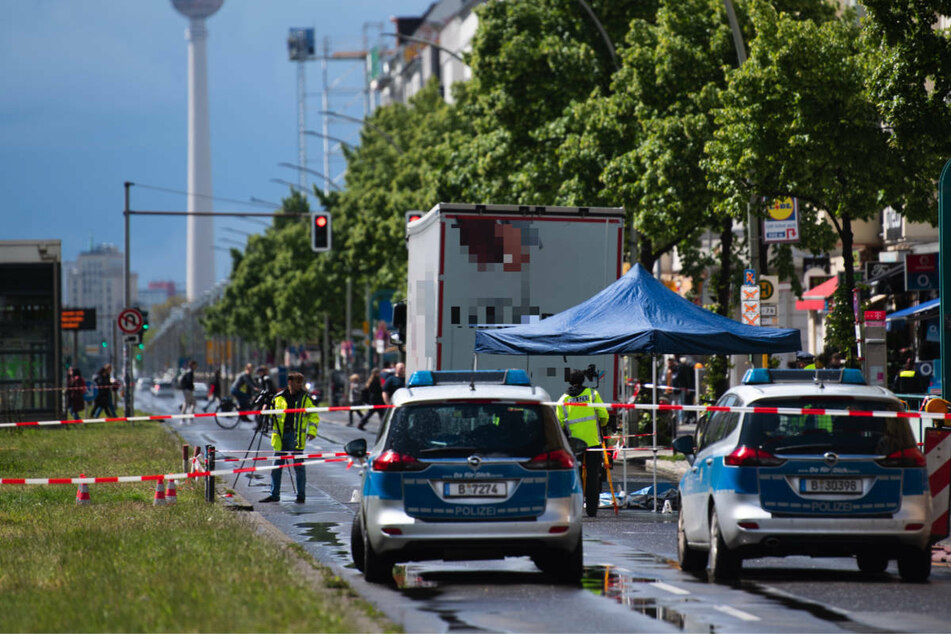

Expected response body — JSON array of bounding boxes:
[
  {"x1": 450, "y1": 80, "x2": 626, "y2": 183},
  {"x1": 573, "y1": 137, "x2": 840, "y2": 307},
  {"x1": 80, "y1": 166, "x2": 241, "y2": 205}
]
[
  {"x1": 650, "y1": 581, "x2": 690, "y2": 595},
  {"x1": 714, "y1": 605, "x2": 761, "y2": 621}
]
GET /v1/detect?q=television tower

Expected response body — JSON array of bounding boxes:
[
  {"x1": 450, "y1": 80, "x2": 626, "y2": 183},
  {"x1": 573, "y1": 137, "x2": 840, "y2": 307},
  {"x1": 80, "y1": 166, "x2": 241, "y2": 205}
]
[{"x1": 171, "y1": 0, "x2": 223, "y2": 301}]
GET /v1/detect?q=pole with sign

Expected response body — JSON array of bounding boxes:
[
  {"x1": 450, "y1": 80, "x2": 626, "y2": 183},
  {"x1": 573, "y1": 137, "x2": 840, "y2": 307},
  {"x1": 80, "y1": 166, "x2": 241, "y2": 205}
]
[{"x1": 939, "y1": 158, "x2": 951, "y2": 401}]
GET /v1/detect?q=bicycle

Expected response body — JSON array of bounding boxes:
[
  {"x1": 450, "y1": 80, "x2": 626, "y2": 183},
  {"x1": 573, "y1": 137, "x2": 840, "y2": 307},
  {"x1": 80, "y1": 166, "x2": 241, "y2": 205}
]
[{"x1": 214, "y1": 395, "x2": 241, "y2": 429}]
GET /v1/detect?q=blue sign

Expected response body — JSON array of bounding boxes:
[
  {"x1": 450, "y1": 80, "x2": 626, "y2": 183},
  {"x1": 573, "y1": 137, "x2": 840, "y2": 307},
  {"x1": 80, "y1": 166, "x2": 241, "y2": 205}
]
[{"x1": 743, "y1": 269, "x2": 756, "y2": 286}]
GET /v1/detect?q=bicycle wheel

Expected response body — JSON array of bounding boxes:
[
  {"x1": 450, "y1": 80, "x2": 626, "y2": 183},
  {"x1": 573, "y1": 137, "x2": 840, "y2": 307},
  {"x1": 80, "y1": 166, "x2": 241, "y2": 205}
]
[{"x1": 215, "y1": 398, "x2": 240, "y2": 429}]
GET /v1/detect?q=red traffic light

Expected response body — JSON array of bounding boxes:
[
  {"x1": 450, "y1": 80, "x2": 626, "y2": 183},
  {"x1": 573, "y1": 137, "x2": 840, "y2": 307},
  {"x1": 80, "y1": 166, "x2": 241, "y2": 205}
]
[
  {"x1": 311, "y1": 212, "x2": 332, "y2": 252},
  {"x1": 315, "y1": 215, "x2": 327, "y2": 228}
]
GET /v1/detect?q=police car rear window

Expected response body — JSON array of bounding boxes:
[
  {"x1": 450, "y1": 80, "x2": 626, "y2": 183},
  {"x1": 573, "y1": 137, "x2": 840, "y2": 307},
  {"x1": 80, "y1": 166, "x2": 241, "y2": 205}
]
[
  {"x1": 384, "y1": 403, "x2": 561, "y2": 458},
  {"x1": 739, "y1": 398, "x2": 912, "y2": 456}
]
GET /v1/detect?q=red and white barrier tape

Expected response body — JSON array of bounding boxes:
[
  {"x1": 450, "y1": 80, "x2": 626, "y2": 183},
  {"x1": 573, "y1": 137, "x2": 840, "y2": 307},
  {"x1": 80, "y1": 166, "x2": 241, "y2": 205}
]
[
  {"x1": 209, "y1": 451, "x2": 348, "y2": 464},
  {"x1": 0, "y1": 455, "x2": 350, "y2": 486},
  {"x1": 4, "y1": 400, "x2": 950, "y2": 429},
  {"x1": 0, "y1": 404, "x2": 393, "y2": 428}
]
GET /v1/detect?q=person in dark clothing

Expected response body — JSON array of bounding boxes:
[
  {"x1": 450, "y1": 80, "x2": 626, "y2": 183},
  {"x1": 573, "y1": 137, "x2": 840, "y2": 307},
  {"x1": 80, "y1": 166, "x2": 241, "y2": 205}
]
[
  {"x1": 179, "y1": 360, "x2": 197, "y2": 415},
  {"x1": 382, "y1": 362, "x2": 406, "y2": 405},
  {"x1": 203, "y1": 368, "x2": 222, "y2": 412},
  {"x1": 67, "y1": 367, "x2": 86, "y2": 420},
  {"x1": 90, "y1": 364, "x2": 117, "y2": 418},
  {"x1": 358, "y1": 368, "x2": 384, "y2": 430}
]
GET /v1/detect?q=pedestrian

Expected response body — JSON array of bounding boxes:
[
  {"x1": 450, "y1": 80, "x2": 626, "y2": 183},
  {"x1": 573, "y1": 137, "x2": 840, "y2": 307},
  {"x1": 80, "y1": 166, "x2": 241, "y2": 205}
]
[
  {"x1": 357, "y1": 368, "x2": 384, "y2": 430},
  {"x1": 259, "y1": 372, "x2": 319, "y2": 504},
  {"x1": 90, "y1": 364, "x2": 117, "y2": 418},
  {"x1": 382, "y1": 362, "x2": 406, "y2": 405},
  {"x1": 347, "y1": 372, "x2": 362, "y2": 427},
  {"x1": 179, "y1": 360, "x2": 198, "y2": 417},
  {"x1": 67, "y1": 367, "x2": 86, "y2": 420},
  {"x1": 556, "y1": 369, "x2": 609, "y2": 517},
  {"x1": 255, "y1": 365, "x2": 275, "y2": 394},
  {"x1": 891, "y1": 358, "x2": 926, "y2": 395},
  {"x1": 795, "y1": 351, "x2": 816, "y2": 369},
  {"x1": 203, "y1": 368, "x2": 221, "y2": 412},
  {"x1": 231, "y1": 363, "x2": 256, "y2": 421}
]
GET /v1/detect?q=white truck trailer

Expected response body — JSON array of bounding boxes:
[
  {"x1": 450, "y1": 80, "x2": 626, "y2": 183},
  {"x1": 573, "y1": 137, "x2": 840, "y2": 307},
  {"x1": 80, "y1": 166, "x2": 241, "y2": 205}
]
[{"x1": 404, "y1": 203, "x2": 625, "y2": 401}]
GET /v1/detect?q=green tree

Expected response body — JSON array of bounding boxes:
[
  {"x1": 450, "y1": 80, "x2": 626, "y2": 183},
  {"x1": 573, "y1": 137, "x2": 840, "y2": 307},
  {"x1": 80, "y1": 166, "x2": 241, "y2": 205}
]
[{"x1": 707, "y1": 2, "x2": 893, "y2": 362}]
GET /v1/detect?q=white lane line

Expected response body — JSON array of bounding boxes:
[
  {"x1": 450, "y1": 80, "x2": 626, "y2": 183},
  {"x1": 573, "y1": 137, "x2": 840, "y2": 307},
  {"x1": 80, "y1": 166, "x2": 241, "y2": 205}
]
[
  {"x1": 714, "y1": 604, "x2": 761, "y2": 621},
  {"x1": 649, "y1": 581, "x2": 690, "y2": 595}
]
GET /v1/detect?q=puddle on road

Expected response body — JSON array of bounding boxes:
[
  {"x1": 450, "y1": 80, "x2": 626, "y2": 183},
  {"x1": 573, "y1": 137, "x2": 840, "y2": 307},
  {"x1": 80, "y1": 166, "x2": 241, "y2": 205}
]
[
  {"x1": 295, "y1": 521, "x2": 353, "y2": 567},
  {"x1": 582, "y1": 564, "x2": 701, "y2": 631}
]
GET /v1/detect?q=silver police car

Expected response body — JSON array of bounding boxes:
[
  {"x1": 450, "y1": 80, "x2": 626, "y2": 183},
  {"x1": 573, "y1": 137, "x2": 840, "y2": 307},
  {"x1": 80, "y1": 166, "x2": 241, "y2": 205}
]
[
  {"x1": 673, "y1": 369, "x2": 933, "y2": 582},
  {"x1": 344, "y1": 370, "x2": 585, "y2": 584}
]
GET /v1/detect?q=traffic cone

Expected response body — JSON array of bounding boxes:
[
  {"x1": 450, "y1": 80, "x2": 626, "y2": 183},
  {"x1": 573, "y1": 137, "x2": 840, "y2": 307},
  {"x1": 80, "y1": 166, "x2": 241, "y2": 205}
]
[
  {"x1": 76, "y1": 474, "x2": 90, "y2": 506},
  {"x1": 165, "y1": 479, "x2": 177, "y2": 505},
  {"x1": 153, "y1": 479, "x2": 167, "y2": 506}
]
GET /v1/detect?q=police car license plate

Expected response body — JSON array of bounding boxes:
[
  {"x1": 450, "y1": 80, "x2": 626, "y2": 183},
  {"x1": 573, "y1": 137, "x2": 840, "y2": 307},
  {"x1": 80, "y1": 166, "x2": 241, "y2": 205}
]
[
  {"x1": 799, "y1": 478, "x2": 862, "y2": 494},
  {"x1": 443, "y1": 481, "x2": 508, "y2": 498}
]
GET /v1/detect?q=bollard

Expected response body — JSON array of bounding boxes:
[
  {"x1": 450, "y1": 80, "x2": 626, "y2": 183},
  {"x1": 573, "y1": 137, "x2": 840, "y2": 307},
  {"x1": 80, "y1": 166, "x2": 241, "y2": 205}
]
[
  {"x1": 76, "y1": 474, "x2": 91, "y2": 506},
  {"x1": 153, "y1": 479, "x2": 167, "y2": 506},
  {"x1": 204, "y1": 444, "x2": 215, "y2": 503},
  {"x1": 182, "y1": 444, "x2": 190, "y2": 474},
  {"x1": 166, "y1": 479, "x2": 177, "y2": 505}
]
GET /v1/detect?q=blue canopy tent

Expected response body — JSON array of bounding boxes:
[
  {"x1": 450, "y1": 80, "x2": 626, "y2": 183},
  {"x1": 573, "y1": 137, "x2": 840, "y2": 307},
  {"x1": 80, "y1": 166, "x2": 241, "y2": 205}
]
[
  {"x1": 474, "y1": 263, "x2": 801, "y2": 511},
  {"x1": 474, "y1": 264, "x2": 802, "y2": 356}
]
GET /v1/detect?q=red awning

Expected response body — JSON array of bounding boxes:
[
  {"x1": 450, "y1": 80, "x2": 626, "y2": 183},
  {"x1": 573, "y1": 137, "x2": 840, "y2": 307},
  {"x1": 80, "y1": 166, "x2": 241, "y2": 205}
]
[{"x1": 795, "y1": 277, "x2": 838, "y2": 311}]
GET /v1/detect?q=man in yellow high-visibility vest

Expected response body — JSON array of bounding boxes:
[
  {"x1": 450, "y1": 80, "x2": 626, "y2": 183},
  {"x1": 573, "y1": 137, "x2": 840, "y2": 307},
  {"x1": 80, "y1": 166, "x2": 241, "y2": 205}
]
[{"x1": 557, "y1": 370, "x2": 609, "y2": 516}]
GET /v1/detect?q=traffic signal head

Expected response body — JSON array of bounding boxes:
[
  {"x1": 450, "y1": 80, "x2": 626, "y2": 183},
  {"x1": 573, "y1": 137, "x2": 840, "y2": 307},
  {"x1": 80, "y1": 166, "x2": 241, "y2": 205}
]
[
  {"x1": 101, "y1": 339, "x2": 108, "y2": 348},
  {"x1": 141, "y1": 310, "x2": 149, "y2": 331},
  {"x1": 311, "y1": 212, "x2": 332, "y2": 252}
]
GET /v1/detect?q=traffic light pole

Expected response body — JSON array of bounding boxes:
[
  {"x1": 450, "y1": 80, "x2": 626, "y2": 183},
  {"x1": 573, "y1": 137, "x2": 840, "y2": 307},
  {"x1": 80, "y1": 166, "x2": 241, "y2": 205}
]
[
  {"x1": 122, "y1": 182, "x2": 313, "y2": 416},
  {"x1": 939, "y1": 159, "x2": 950, "y2": 401}
]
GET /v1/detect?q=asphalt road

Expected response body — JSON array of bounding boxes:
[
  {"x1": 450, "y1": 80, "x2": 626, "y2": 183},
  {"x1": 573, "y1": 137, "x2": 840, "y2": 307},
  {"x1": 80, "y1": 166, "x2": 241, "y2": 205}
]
[{"x1": 140, "y1": 388, "x2": 951, "y2": 633}]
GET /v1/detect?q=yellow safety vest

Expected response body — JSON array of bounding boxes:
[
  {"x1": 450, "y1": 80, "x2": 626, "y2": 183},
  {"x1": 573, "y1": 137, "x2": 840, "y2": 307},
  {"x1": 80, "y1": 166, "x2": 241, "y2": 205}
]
[
  {"x1": 271, "y1": 392, "x2": 320, "y2": 451},
  {"x1": 556, "y1": 388, "x2": 609, "y2": 447}
]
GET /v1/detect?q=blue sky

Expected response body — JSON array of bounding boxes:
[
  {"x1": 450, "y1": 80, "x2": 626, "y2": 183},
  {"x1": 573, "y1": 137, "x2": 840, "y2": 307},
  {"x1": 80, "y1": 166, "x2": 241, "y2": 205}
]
[{"x1": 0, "y1": 0, "x2": 434, "y2": 290}]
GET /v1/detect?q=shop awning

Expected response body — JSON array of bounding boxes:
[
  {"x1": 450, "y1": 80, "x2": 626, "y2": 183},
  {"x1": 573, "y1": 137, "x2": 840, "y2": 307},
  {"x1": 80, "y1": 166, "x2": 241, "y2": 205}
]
[
  {"x1": 795, "y1": 276, "x2": 838, "y2": 311},
  {"x1": 886, "y1": 298, "x2": 940, "y2": 323}
]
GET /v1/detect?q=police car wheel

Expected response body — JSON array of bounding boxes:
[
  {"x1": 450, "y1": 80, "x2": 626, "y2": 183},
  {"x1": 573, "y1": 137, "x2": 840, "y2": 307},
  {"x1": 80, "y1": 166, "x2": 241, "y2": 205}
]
[
  {"x1": 855, "y1": 552, "x2": 888, "y2": 574},
  {"x1": 363, "y1": 521, "x2": 393, "y2": 583},
  {"x1": 897, "y1": 547, "x2": 931, "y2": 583},
  {"x1": 707, "y1": 507, "x2": 740, "y2": 582},
  {"x1": 677, "y1": 507, "x2": 706, "y2": 572},
  {"x1": 350, "y1": 515, "x2": 365, "y2": 573}
]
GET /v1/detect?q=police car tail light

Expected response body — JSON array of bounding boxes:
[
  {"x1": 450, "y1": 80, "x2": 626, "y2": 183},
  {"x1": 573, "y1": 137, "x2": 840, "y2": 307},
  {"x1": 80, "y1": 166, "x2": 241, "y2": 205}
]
[
  {"x1": 372, "y1": 450, "x2": 426, "y2": 472},
  {"x1": 877, "y1": 447, "x2": 926, "y2": 468},
  {"x1": 724, "y1": 446, "x2": 786, "y2": 467},
  {"x1": 523, "y1": 449, "x2": 576, "y2": 470}
]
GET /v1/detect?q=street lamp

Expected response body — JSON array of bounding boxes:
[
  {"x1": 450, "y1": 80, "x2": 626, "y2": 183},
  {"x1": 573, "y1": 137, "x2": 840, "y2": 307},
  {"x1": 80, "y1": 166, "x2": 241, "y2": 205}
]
[
  {"x1": 381, "y1": 32, "x2": 466, "y2": 64},
  {"x1": 278, "y1": 162, "x2": 343, "y2": 191},
  {"x1": 304, "y1": 130, "x2": 355, "y2": 152},
  {"x1": 319, "y1": 110, "x2": 404, "y2": 155}
]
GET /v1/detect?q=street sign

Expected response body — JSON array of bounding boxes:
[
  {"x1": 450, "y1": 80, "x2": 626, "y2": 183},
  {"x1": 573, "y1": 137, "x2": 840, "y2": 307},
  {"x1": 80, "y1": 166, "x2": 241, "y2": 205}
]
[
  {"x1": 743, "y1": 269, "x2": 756, "y2": 286},
  {"x1": 760, "y1": 305, "x2": 777, "y2": 317},
  {"x1": 905, "y1": 252, "x2": 939, "y2": 291},
  {"x1": 759, "y1": 275, "x2": 778, "y2": 303},
  {"x1": 117, "y1": 307, "x2": 144, "y2": 334},
  {"x1": 762, "y1": 197, "x2": 800, "y2": 243},
  {"x1": 61, "y1": 307, "x2": 97, "y2": 331},
  {"x1": 741, "y1": 285, "x2": 761, "y2": 326},
  {"x1": 123, "y1": 333, "x2": 142, "y2": 345}
]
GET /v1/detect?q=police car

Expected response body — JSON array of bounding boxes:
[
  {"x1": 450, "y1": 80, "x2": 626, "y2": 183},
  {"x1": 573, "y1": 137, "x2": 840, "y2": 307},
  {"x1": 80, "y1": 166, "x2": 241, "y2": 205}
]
[
  {"x1": 673, "y1": 368, "x2": 933, "y2": 582},
  {"x1": 344, "y1": 369, "x2": 584, "y2": 584}
]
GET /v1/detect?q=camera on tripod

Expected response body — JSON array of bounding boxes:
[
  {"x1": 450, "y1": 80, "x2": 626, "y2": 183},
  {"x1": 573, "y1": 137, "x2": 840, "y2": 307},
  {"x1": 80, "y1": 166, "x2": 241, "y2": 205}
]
[{"x1": 250, "y1": 388, "x2": 274, "y2": 433}]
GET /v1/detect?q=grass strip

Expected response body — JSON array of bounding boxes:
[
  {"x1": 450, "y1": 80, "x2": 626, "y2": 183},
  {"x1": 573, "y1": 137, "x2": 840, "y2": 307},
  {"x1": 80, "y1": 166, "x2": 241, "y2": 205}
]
[{"x1": 0, "y1": 422, "x2": 393, "y2": 633}]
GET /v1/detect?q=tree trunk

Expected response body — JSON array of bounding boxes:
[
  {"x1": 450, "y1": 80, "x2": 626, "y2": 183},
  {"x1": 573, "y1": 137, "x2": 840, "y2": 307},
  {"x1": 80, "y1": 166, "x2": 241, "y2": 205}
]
[{"x1": 712, "y1": 217, "x2": 734, "y2": 397}]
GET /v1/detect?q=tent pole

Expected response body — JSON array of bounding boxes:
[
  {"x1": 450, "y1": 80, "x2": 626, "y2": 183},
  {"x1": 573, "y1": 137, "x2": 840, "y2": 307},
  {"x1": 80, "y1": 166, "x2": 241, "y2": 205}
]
[
  {"x1": 622, "y1": 355, "x2": 628, "y2": 502},
  {"x1": 652, "y1": 353, "x2": 658, "y2": 512}
]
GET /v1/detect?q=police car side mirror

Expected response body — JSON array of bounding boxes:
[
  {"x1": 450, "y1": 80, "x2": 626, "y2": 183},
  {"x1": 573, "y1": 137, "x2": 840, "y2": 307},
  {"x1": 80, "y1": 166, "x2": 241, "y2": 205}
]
[
  {"x1": 345, "y1": 438, "x2": 367, "y2": 459},
  {"x1": 672, "y1": 435, "x2": 695, "y2": 465}
]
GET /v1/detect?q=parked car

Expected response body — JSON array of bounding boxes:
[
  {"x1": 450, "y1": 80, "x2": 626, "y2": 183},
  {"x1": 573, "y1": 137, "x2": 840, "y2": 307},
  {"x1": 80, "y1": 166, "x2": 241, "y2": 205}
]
[
  {"x1": 193, "y1": 381, "x2": 209, "y2": 400},
  {"x1": 344, "y1": 369, "x2": 585, "y2": 584},
  {"x1": 150, "y1": 380, "x2": 175, "y2": 398},
  {"x1": 673, "y1": 368, "x2": 933, "y2": 582}
]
